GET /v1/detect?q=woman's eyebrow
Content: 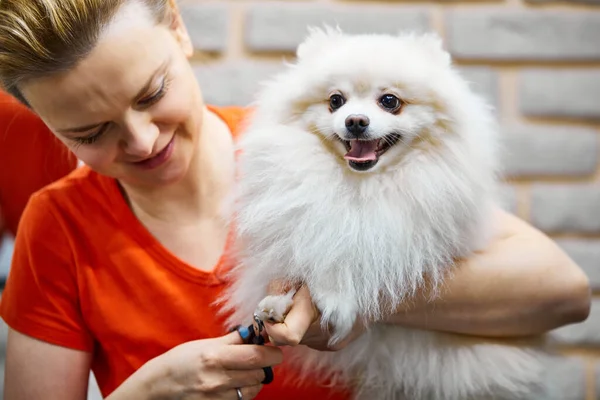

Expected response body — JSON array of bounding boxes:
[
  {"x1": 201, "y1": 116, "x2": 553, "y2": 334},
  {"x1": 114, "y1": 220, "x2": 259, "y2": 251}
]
[
  {"x1": 132, "y1": 58, "x2": 171, "y2": 103},
  {"x1": 57, "y1": 122, "x2": 104, "y2": 134},
  {"x1": 57, "y1": 58, "x2": 172, "y2": 134}
]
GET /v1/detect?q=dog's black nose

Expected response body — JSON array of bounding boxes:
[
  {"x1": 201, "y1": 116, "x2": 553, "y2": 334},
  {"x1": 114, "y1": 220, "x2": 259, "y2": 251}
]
[{"x1": 345, "y1": 114, "x2": 370, "y2": 137}]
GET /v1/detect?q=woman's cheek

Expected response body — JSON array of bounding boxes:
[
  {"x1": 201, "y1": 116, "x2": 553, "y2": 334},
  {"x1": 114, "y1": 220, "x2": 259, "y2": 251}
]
[
  {"x1": 71, "y1": 146, "x2": 115, "y2": 171},
  {"x1": 160, "y1": 85, "x2": 193, "y2": 122}
]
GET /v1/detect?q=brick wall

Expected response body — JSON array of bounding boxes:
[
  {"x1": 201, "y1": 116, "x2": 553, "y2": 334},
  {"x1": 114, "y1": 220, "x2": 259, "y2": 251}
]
[{"x1": 179, "y1": 0, "x2": 599, "y2": 398}]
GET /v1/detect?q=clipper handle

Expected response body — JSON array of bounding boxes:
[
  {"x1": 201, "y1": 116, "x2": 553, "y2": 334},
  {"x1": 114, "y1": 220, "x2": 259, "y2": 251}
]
[{"x1": 233, "y1": 323, "x2": 274, "y2": 385}]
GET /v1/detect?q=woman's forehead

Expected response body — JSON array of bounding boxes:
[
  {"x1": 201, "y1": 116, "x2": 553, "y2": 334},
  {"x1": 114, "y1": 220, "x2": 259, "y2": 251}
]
[
  {"x1": 101, "y1": 0, "x2": 157, "y2": 40},
  {"x1": 21, "y1": 23, "x2": 174, "y2": 131}
]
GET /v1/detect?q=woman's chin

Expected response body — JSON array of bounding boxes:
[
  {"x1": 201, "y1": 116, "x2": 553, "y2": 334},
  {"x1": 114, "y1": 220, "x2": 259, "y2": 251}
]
[
  {"x1": 116, "y1": 155, "x2": 190, "y2": 189},
  {"x1": 145, "y1": 159, "x2": 190, "y2": 188}
]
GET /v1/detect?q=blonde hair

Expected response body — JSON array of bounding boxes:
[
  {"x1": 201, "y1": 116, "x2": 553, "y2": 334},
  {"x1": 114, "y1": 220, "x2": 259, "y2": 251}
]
[{"x1": 0, "y1": 0, "x2": 170, "y2": 106}]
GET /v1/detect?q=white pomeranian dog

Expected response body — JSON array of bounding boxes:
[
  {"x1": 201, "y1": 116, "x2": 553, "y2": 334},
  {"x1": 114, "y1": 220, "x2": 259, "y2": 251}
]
[{"x1": 221, "y1": 27, "x2": 550, "y2": 400}]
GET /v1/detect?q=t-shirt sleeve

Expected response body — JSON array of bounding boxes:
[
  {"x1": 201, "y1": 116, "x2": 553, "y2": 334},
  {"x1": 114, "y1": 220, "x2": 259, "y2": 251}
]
[{"x1": 0, "y1": 191, "x2": 94, "y2": 352}]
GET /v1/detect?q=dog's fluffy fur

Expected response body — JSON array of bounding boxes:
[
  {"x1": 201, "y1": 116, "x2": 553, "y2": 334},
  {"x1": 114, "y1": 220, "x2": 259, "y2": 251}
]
[{"x1": 221, "y1": 28, "x2": 549, "y2": 400}]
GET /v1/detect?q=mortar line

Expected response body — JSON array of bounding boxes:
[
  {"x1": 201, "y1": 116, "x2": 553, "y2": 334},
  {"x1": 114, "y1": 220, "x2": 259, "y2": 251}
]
[{"x1": 223, "y1": 2, "x2": 245, "y2": 62}]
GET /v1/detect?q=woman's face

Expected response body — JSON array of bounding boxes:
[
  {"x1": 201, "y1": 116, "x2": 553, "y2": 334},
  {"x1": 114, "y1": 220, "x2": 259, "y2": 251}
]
[{"x1": 20, "y1": 1, "x2": 202, "y2": 188}]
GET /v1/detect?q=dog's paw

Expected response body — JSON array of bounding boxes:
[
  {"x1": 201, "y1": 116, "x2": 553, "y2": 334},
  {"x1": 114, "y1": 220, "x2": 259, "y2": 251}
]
[
  {"x1": 255, "y1": 290, "x2": 296, "y2": 323},
  {"x1": 314, "y1": 295, "x2": 358, "y2": 346}
]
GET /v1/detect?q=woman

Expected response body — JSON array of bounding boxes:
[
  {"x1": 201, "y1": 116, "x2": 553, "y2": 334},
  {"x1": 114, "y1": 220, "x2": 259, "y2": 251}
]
[{"x1": 0, "y1": 0, "x2": 591, "y2": 399}]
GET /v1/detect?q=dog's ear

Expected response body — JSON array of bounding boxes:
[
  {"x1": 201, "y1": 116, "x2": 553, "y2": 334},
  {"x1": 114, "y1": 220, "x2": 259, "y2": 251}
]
[
  {"x1": 296, "y1": 25, "x2": 344, "y2": 61},
  {"x1": 400, "y1": 31, "x2": 451, "y2": 66},
  {"x1": 421, "y1": 33, "x2": 452, "y2": 65}
]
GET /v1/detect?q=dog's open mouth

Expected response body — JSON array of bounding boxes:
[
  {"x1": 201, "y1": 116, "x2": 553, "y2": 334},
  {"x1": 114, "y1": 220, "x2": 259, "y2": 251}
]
[{"x1": 338, "y1": 133, "x2": 401, "y2": 171}]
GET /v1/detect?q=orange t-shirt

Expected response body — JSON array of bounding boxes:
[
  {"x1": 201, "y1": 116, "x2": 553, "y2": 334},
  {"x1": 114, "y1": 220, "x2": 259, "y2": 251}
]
[
  {"x1": 0, "y1": 105, "x2": 349, "y2": 400},
  {"x1": 0, "y1": 90, "x2": 78, "y2": 236}
]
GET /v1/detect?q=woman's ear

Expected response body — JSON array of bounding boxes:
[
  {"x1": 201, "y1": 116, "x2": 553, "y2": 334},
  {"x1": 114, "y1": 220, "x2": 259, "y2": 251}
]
[{"x1": 167, "y1": 0, "x2": 193, "y2": 58}]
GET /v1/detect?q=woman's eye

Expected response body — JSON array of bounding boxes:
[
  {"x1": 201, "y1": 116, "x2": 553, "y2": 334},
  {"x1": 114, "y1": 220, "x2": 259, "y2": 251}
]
[
  {"x1": 329, "y1": 94, "x2": 346, "y2": 111},
  {"x1": 138, "y1": 78, "x2": 168, "y2": 107},
  {"x1": 379, "y1": 94, "x2": 402, "y2": 112},
  {"x1": 74, "y1": 124, "x2": 109, "y2": 145}
]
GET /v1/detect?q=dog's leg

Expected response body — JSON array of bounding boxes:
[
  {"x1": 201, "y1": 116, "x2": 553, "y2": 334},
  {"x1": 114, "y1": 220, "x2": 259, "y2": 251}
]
[
  {"x1": 254, "y1": 284, "x2": 359, "y2": 346},
  {"x1": 254, "y1": 289, "x2": 296, "y2": 323}
]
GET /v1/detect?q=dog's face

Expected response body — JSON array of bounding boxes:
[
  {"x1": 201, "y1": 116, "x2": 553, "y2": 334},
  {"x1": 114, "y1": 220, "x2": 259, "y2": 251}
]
[
  {"x1": 317, "y1": 84, "x2": 417, "y2": 173},
  {"x1": 262, "y1": 29, "x2": 471, "y2": 174}
]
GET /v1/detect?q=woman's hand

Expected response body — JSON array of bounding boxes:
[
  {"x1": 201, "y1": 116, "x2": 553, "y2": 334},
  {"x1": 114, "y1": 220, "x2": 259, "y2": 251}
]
[
  {"x1": 263, "y1": 286, "x2": 367, "y2": 352},
  {"x1": 107, "y1": 331, "x2": 283, "y2": 400}
]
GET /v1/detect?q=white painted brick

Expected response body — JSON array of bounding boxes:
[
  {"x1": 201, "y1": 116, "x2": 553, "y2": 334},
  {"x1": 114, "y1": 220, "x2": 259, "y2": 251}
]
[
  {"x1": 552, "y1": 299, "x2": 600, "y2": 345},
  {"x1": 500, "y1": 125, "x2": 598, "y2": 178},
  {"x1": 500, "y1": 184, "x2": 518, "y2": 214},
  {"x1": 527, "y1": 0, "x2": 600, "y2": 5},
  {"x1": 88, "y1": 373, "x2": 103, "y2": 400},
  {"x1": 445, "y1": 10, "x2": 600, "y2": 60},
  {"x1": 556, "y1": 239, "x2": 600, "y2": 291},
  {"x1": 245, "y1": 4, "x2": 430, "y2": 52},
  {"x1": 180, "y1": 4, "x2": 229, "y2": 53},
  {"x1": 0, "y1": 233, "x2": 13, "y2": 280},
  {"x1": 457, "y1": 66, "x2": 499, "y2": 111},
  {"x1": 194, "y1": 61, "x2": 285, "y2": 106},
  {"x1": 519, "y1": 70, "x2": 600, "y2": 121},
  {"x1": 531, "y1": 184, "x2": 600, "y2": 234},
  {"x1": 0, "y1": 359, "x2": 4, "y2": 399}
]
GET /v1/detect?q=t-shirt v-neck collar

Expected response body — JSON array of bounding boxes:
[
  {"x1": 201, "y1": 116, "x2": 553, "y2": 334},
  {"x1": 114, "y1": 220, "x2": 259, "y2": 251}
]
[{"x1": 100, "y1": 106, "x2": 244, "y2": 286}]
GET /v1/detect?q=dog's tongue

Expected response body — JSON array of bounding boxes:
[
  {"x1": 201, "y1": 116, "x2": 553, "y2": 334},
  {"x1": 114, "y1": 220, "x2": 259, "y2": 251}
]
[{"x1": 344, "y1": 139, "x2": 378, "y2": 162}]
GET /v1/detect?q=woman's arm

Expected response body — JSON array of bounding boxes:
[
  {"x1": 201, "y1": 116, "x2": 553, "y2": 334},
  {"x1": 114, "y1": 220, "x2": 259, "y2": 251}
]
[
  {"x1": 5, "y1": 329, "x2": 92, "y2": 400},
  {"x1": 387, "y1": 207, "x2": 591, "y2": 337},
  {"x1": 5, "y1": 327, "x2": 279, "y2": 400},
  {"x1": 265, "y1": 208, "x2": 592, "y2": 349}
]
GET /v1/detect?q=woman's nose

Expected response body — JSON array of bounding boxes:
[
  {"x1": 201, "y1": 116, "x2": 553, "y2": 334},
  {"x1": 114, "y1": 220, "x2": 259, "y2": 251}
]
[{"x1": 120, "y1": 111, "x2": 159, "y2": 158}]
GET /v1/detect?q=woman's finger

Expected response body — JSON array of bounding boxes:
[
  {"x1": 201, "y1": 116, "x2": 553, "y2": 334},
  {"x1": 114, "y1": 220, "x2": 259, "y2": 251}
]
[
  {"x1": 222, "y1": 369, "x2": 266, "y2": 389},
  {"x1": 264, "y1": 285, "x2": 319, "y2": 346},
  {"x1": 218, "y1": 344, "x2": 283, "y2": 370},
  {"x1": 219, "y1": 330, "x2": 246, "y2": 345},
  {"x1": 225, "y1": 384, "x2": 263, "y2": 400}
]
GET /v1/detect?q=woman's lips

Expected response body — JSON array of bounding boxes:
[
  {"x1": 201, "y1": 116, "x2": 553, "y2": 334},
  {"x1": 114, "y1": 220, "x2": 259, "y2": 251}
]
[{"x1": 132, "y1": 136, "x2": 175, "y2": 170}]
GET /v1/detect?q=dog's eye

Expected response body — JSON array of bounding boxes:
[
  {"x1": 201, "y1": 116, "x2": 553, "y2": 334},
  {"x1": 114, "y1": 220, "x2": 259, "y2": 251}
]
[
  {"x1": 379, "y1": 94, "x2": 402, "y2": 112},
  {"x1": 329, "y1": 94, "x2": 346, "y2": 111}
]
